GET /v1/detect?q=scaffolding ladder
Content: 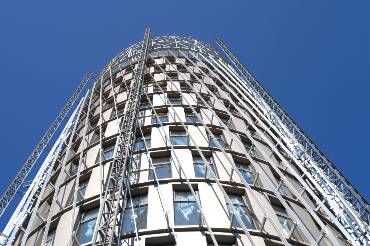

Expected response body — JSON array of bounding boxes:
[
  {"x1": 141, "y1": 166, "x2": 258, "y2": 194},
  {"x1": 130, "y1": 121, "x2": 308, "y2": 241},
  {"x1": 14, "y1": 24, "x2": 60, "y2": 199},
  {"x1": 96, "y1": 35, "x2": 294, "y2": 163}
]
[{"x1": 93, "y1": 27, "x2": 152, "y2": 246}]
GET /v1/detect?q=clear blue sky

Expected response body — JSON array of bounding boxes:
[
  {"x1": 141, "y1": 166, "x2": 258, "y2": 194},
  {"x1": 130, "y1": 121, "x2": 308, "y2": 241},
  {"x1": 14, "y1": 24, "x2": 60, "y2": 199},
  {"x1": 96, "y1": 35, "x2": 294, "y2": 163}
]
[{"x1": 0, "y1": 0, "x2": 369, "y2": 228}]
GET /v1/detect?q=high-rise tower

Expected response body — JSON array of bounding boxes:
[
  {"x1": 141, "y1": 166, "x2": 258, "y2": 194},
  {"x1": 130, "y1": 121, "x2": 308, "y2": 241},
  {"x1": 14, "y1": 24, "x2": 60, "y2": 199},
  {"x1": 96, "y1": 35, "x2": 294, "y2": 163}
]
[{"x1": 1, "y1": 28, "x2": 369, "y2": 246}]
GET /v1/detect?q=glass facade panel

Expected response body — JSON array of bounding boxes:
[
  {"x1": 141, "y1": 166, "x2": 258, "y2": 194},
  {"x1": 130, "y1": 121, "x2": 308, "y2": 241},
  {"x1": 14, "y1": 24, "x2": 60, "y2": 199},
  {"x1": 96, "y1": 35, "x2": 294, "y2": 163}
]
[
  {"x1": 77, "y1": 208, "x2": 99, "y2": 244},
  {"x1": 149, "y1": 157, "x2": 172, "y2": 180},
  {"x1": 272, "y1": 204, "x2": 304, "y2": 241},
  {"x1": 209, "y1": 135, "x2": 226, "y2": 148},
  {"x1": 152, "y1": 113, "x2": 169, "y2": 124},
  {"x1": 174, "y1": 191, "x2": 200, "y2": 225},
  {"x1": 185, "y1": 113, "x2": 201, "y2": 123},
  {"x1": 170, "y1": 130, "x2": 188, "y2": 145},
  {"x1": 227, "y1": 195, "x2": 255, "y2": 229},
  {"x1": 237, "y1": 165, "x2": 255, "y2": 185},
  {"x1": 122, "y1": 195, "x2": 148, "y2": 234},
  {"x1": 193, "y1": 157, "x2": 216, "y2": 178},
  {"x1": 77, "y1": 180, "x2": 89, "y2": 202}
]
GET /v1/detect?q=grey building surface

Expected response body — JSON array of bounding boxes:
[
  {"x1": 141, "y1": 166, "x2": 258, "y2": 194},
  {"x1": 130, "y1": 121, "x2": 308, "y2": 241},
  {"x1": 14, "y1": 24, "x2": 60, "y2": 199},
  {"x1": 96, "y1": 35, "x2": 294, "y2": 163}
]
[{"x1": 0, "y1": 28, "x2": 369, "y2": 246}]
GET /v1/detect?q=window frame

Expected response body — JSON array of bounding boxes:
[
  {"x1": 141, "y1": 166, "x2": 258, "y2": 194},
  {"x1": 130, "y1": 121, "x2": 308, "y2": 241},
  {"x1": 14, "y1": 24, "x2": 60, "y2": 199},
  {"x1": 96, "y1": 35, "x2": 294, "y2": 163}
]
[
  {"x1": 208, "y1": 134, "x2": 226, "y2": 149},
  {"x1": 77, "y1": 179, "x2": 89, "y2": 202},
  {"x1": 167, "y1": 94, "x2": 182, "y2": 106},
  {"x1": 185, "y1": 112, "x2": 201, "y2": 123},
  {"x1": 173, "y1": 190, "x2": 201, "y2": 226},
  {"x1": 271, "y1": 203, "x2": 304, "y2": 241},
  {"x1": 170, "y1": 129, "x2": 189, "y2": 145},
  {"x1": 133, "y1": 132, "x2": 151, "y2": 151},
  {"x1": 122, "y1": 195, "x2": 148, "y2": 234},
  {"x1": 236, "y1": 163, "x2": 255, "y2": 185},
  {"x1": 152, "y1": 112, "x2": 169, "y2": 124},
  {"x1": 103, "y1": 145, "x2": 115, "y2": 160},
  {"x1": 193, "y1": 156, "x2": 217, "y2": 179},
  {"x1": 149, "y1": 156, "x2": 172, "y2": 180},
  {"x1": 76, "y1": 208, "x2": 99, "y2": 245},
  {"x1": 226, "y1": 194, "x2": 255, "y2": 230}
]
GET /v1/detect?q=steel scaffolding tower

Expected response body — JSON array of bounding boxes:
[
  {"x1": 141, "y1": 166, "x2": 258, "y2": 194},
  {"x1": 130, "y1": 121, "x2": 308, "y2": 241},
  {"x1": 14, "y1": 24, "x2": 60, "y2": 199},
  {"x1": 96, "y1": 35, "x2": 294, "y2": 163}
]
[{"x1": 1, "y1": 28, "x2": 368, "y2": 246}]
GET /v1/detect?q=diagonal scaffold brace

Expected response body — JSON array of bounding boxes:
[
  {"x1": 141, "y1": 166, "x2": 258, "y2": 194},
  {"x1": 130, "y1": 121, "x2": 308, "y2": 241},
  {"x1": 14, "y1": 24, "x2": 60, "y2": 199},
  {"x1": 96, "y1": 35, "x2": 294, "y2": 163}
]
[
  {"x1": 93, "y1": 27, "x2": 152, "y2": 246},
  {"x1": 0, "y1": 72, "x2": 93, "y2": 219}
]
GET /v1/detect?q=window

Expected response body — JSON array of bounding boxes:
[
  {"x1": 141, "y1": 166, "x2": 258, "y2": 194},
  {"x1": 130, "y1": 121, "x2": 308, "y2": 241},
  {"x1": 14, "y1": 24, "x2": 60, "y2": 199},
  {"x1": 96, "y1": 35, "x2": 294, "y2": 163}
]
[
  {"x1": 227, "y1": 195, "x2": 255, "y2": 229},
  {"x1": 122, "y1": 195, "x2": 148, "y2": 234},
  {"x1": 237, "y1": 164, "x2": 255, "y2": 185},
  {"x1": 174, "y1": 191, "x2": 200, "y2": 225},
  {"x1": 197, "y1": 98, "x2": 207, "y2": 107},
  {"x1": 76, "y1": 208, "x2": 99, "y2": 244},
  {"x1": 180, "y1": 83, "x2": 192, "y2": 92},
  {"x1": 167, "y1": 95, "x2": 182, "y2": 105},
  {"x1": 209, "y1": 134, "x2": 226, "y2": 148},
  {"x1": 45, "y1": 229, "x2": 56, "y2": 246},
  {"x1": 198, "y1": 96, "x2": 211, "y2": 107},
  {"x1": 193, "y1": 156, "x2": 216, "y2": 178},
  {"x1": 152, "y1": 112, "x2": 169, "y2": 124},
  {"x1": 154, "y1": 82, "x2": 167, "y2": 93},
  {"x1": 149, "y1": 156, "x2": 172, "y2": 180},
  {"x1": 139, "y1": 100, "x2": 150, "y2": 110},
  {"x1": 185, "y1": 112, "x2": 201, "y2": 123},
  {"x1": 170, "y1": 129, "x2": 188, "y2": 145},
  {"x1": 103, "y1": 145, "x2": 114, "y2": 160},
  {"x1": 272, "y1": 203, "x2": 304, "y2": 241},
  {"x1": 133, "y1": 133, "x2": 151, "y2": 151},
  {"x1": 241, "y1": 138, "x2": 255, "y2": 157},
  {"x1": 70, "y1": 162, "x2": 79, "y2": 176},
  {"x1": 276, "y1": 177, "x2": 292, "y2": 197},
  {"x1": 77, "y1": 179, "x2": 89, "y2": 202},
  {"x1": 219, "y1": 116, "x2": 230, "y2": 127}
]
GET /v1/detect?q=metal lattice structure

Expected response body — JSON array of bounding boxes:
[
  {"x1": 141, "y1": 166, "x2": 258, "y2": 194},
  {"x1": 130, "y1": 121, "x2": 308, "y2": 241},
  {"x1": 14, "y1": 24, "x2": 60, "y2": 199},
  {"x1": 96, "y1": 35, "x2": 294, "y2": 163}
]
[
  {"x1": 0, "y1": 72, "x2": 92, "y2": 218},
  {"x1": 1, "y1": 29, "x2": 369, "y2": 246}
]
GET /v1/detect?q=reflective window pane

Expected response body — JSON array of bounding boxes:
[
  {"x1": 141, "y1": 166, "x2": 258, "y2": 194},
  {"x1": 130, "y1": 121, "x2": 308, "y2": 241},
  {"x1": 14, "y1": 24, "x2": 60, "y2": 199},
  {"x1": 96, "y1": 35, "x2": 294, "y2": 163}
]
[
  {"x1": 272, "y1": 204, "x2": 304, "y2": 241},
  {"x1": 122, "y1": 195, "x2": 148, "y2": 234},
  {"x1": 193, "y1": 157, "x2": 215, "y2": 178},
  {"x1": 227, "y1": 195, "x2": 255, "y2": 229},
  {"x1": 168, "y1": 97, "x2": 182, "y2": 105},
  {"x1": 133, "y1": 139, "x2": 145, "y2": 151},
  {"x1": 174, "y1": 191, "x2": 200, "y2": 226},
  {"x1": 238, "y1": 165, "x2": 255, "y2": 185},
  {"x1": 103, "y1": 148, "x2": 114, "y2": 159},
  {"x1": 149, "y1": 163, "x2": 171, "y2": 180},
  {"x1": 77, "y1": 180, "x2": 89, "y2": 202},
  {"x1": 77, "y1": 208, "x2": 99, "y2": 244},
  {"x1": 185, "y1": 114, "x2": 201, "y2": 123},
  {"x1": 170, "y1": 131, "x2": 188, "y2": 145},
  {"x1": 209, "y1": 135, "x2": 226, "y2": 148},
  {"x1": 152, "y1": 113, "x2": 169, "y2": 124}
]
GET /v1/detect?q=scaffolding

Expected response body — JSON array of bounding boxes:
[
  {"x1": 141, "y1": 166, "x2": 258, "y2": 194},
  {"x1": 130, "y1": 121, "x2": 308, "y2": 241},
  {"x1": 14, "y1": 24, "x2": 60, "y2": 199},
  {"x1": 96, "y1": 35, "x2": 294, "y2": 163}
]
[{"x1": 1, "y1": 29, "x2": 368, "y2": 246}]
